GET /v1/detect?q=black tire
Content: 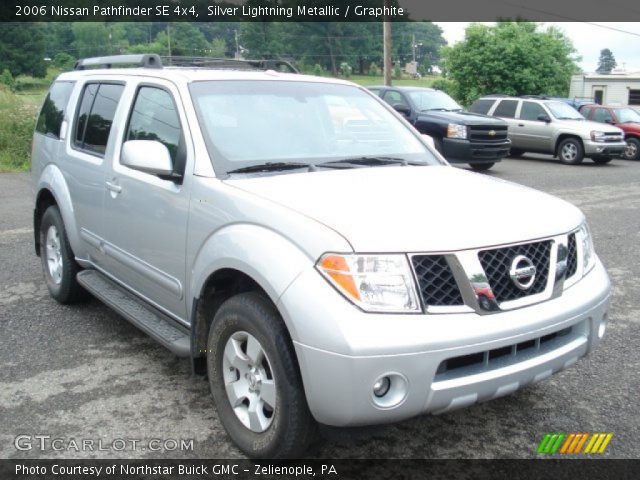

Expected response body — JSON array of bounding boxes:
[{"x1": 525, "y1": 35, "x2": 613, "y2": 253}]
[
  {"x1": 622, "y1": 137, "x2": 640, "y2": 160},
  {"x1": 470, "y1": 162, "x2": 495, "y2": 172},
  {"x1": 557, "y1": 138, "x2": 584, "y2": 165},
  {"x1": 509, "y1": 148, "x2": 525, "y2": 158},
  {"x1": 591, "y1": 156, "x2": 613, "y2": 165},
  {"x1": 207, "y1": 292, "x2": 316, "y2": 458},
  {"x1": 39, "y1": 206, "x2": 86, "y2": 304}
]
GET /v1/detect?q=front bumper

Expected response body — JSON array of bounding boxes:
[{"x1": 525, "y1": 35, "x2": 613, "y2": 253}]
[
  {"x1": 583, "y1": 140, "x2": 627, "y2": 156},
  {"x1": 278, "y1": 260, "x2": 610, "y2": 426},
  {"x1": 442, "y1": 137, "x2": 511, "y2": 164}
]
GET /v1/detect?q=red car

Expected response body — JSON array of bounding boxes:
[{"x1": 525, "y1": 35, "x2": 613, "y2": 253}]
[{"x1": 580, "y1": 104, "x2": 640, "y2": 160}]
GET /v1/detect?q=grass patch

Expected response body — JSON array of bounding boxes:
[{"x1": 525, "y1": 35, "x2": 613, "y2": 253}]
[{"x1": 0, "y1": 86, "x2": 40, "y2": 172}]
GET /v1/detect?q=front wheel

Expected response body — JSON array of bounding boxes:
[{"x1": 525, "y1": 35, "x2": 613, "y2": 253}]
[
  {"x1": 39, "y1": 206, "x2": 85, "y2": 304},
  {"x1": 557, "y1": 138, "x2": 584, "y2": 165},
  {"x1": 591, "y1": 156, "x2": 613, "y2": 165},
  {"x1": 207, "y1": 292, "x2": 316, "y2": 458},
  {"x1": 470, "y1": 162, "x2": 495, "y2": 172}
]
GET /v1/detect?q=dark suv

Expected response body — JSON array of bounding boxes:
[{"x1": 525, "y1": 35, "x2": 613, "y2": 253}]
[{"x1": 369, "y1": 86, "x2": 510, "y2": 171}]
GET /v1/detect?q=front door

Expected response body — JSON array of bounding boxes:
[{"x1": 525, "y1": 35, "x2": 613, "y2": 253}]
[
  {"x1": 101, "y1": 81, "x2": 192, "y2": 321},
  {"x1": 515, "y1": 101, "x2": 555, "y2": 152}
]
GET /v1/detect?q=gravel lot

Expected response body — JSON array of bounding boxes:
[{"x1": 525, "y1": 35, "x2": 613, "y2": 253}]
[{"x1": 1, "y1": 155, "x2": 639, "y2": 459}]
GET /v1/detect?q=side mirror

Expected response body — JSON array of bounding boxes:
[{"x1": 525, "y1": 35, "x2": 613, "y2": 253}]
[
  {"x1": 121, "y1": 140, "x2": 173, "y2": 177},
  {"x1": 537, "y1": 114, "x2": 551, "y2": 123},
  {"x1": 393, "y1": 103, "x2": 411, "y2": 116},
  {"x1": 604, "y1": 119, "x2": 614, "y2": 124},
  {"x1": 421, "y1": 134, "x2": 435, "y2": 149}
]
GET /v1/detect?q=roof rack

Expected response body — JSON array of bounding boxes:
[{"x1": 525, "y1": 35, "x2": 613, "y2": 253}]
[
  {"x1": 520, "y1": 95, "x2": 552, "y2": 99},
  {"x1": 74, "y1": 54, "x2": 162, "y2": 70},
  {"x1": 161, "y1": 56, "x2": 298, "y2": 73}
]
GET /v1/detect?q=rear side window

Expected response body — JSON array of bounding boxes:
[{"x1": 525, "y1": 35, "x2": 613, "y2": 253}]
[
  {"x1": 468, "y1": 99, "x2": 494, "y2": 115},
  {"x1": 493, "y1": 100, "x2": 518, "y2": 118},
  {"x1": 74, "y1": 83, "x2": 124, "y2": 156},
  {"x1": 580, "y1": 106, "x2": 592, "y2": 118},
  {"x1": 35, "y1": 81, "x2": 74, "y2": 139}
]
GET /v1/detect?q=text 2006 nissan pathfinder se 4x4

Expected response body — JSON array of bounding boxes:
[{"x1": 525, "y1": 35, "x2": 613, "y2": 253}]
[{"x1": 31, "y1": 55, "x2": 611, "y2": 458}]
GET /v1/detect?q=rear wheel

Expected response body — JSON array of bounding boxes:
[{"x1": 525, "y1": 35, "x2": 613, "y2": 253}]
[
  {"x1": 591, "y1": 156, "x2": 613, "y2": 165},
  {"x1": 39, "y1": 206, "x2": 85, "y2": 304},
  {"x1": 206, "y1": 292, "x2": 316, "y2": 458},
  {"x1": 622, "y1": 137, "x2": 640, "y2": 160},
  {"x1": 557, "y1": 138, "x2": 584, "y2": 165},
  {"x1": 470, "y1": 162, "x2": 495, "y2": 171}
]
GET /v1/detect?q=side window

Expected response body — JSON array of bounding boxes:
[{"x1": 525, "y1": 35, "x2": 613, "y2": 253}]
[
  {"x1": 382, "y1": 91, "x2": 409, "y2": 108},
  {"x1": 592, "y1": 108, "x2": 613, "y2": 123},
  {"x1": 519, "y1": 102, "x2": 547, "y2": 121},
  {"x1": 74, "y1": 83, "x2": 124, "y2": 156},
  {"x1": 125, "y1": 86, "x2": 184, "y2": 173},
  {"x1": 493, "y1": 100, "x2": 518, "y2": 118},
  {"x1": 468, "y1": 99, "x2": 493, "y2": 115},
  {"x1": 369, "y1": 88, "x2": 383, "y2": 98},
  {"x1": 580, "y1": 106, "x2": 592, "y2": 119},
  {"x1": 35, "y1": 81, "x2": 75, "y2": 139}
]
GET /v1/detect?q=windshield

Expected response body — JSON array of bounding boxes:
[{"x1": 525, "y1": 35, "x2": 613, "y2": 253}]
[
  {"x1": 614, "y1": 107, "x2": 640, "y2": 123},
  {"x1": 545, "y1": 101, "x2": 583, "y2": 120},
  {"x1": 189, "y1": 81, "x2": 439, "y2": 176},
  {"x1": 407, "y1": 90, "x2": 462, "y2": 111}
]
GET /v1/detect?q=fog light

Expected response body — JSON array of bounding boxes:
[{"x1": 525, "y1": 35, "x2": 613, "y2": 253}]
[
  {"x1": 373, "y1": 377, "x2": 391, "y2": 398},
  {"x1": 598, "y1": 321, "x2": 606, "y2": 339}
]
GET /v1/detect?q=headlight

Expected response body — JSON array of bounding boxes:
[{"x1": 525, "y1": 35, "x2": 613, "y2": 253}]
[
  {"x1": 578, "y1": 221, "x2": 596, "y2": 275},
  {"x1": 590, "y1": 130, "x2": 606, "y2": 142},
  {"x1": 447, "y1": 123, "x2": 467, "y2": 139},
  {"x1": 317, "y1": 254, "x2": 420, "y2": 313}
]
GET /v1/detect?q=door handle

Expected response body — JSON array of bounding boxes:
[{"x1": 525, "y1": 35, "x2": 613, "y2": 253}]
[{"x1": 105, "y1": 181, "x2": 122, "y2": 194}]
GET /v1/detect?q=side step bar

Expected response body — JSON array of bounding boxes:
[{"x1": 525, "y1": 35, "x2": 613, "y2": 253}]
[{"x1": 77, "y1": 270, "x2": 190, "y2": 357}]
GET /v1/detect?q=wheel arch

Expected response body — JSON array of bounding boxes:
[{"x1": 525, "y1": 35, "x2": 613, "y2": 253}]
[{"x1": 554, "y1": 134, "x2": 584, "y2": 157}]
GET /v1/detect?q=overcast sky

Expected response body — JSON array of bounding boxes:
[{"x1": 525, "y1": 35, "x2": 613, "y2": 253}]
[{"x1": 434, "y1": 22, "x2": 640, "y2": 73}]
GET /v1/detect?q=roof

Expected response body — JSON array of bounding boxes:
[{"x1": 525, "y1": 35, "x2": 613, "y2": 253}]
[
  {"x1": 367, "y1": 85, "x2": 436, "y2": 92},
  {"x1": 572, "y1": 72, "x2": 640, "y2": 81}
]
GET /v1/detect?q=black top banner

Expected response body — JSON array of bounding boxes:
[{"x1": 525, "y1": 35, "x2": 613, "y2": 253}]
[{"x1": 3, "y1": 0, "x2": 640, "y2": 22}]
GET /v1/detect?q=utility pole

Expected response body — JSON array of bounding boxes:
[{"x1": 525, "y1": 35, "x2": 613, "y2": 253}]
[
  {"x1": 167, "y1": 23, "x2": 172, "y2": 64},
  {"x1": 235, "y1": 29, "x2": 240, "y2": 59},
  {"x1": 383, "y1": 0, "x2": 392, "y2": 86}
]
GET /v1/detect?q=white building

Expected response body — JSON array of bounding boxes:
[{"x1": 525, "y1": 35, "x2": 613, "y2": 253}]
[{"x1": 569, "y1": 72, "x2": 640, "y2": 106}]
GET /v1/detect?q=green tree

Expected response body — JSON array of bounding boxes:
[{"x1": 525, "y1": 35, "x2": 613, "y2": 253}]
[
  {"x1": 0, "y1": 23, "x2": 47, "y2": 78},
  {"x1": 155, "y1": 23, "x2": 211, "y2": 57},
  {"x1": 441, "y1": 22, "x2": 580, "y2": 105},
  {"x1": 596, "y1": 48, "x2": 617, "y2": 74}
]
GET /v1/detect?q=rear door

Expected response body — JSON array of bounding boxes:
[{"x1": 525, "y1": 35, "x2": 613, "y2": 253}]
[
  {"x1": 100, "y1": 79, "x2": 192, "y2": 321},
  {"x1": 515, "y1": 101, "x2": 555, "y2": 152},
  {"x1": 490, "y1": 99, "x2": 520, "y2": 146}
]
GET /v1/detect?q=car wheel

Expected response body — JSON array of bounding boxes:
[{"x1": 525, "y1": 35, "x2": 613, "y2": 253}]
[
  {"x1": 509, "y1": 149, "x2": 525, "y2": 158},
  {"x1": 591, "y1": 156, "x2": 613, "y2": 165},
  {"x1": 557, "y1": 138, "x2": 584, "y2": 165},
  {"x1": 622, "y1": 137, "x2": 640, "y2": 160},
  {"x1": 207, "y1": 292, "x2": 316, "y2": 458},
  {"x1": 39, "y1": 206, "x2": 86, "y2": 304},
  {"x1": 470, "y1": 162, "x2": 495, "y2": 172}
]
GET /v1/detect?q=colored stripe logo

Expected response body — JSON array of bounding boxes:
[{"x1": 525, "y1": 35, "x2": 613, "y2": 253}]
[{"x1": 537, "y1": 433, "x2": 613, "y2": 454}]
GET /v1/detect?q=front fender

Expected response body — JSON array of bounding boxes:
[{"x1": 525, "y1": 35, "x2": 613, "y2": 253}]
[
  {"x1": 189, "y1": 223, "x2": 315, "y2": 341},
  {"x1": 36, "y1": 164, "x2": 81, "y2": 255}
]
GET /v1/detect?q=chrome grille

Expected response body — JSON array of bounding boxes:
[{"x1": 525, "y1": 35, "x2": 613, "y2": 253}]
[
  {"x1": 566, "y1": 233, "x2": 578, "y2": 278},
  {"x1": 478, "y1": 241, "x2": 552, "y2": 303},
  {"x1": 411, "y1": 255, "x2": 464, "y2": 307}
]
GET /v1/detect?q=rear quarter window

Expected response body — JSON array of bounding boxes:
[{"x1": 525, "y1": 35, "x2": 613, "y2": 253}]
[
  {"x1": 468, "y1": 99, "x2": 494, "y2": 115},
  {"x1": 35, "y1": 81, "x2": 75, "y2": 139}
]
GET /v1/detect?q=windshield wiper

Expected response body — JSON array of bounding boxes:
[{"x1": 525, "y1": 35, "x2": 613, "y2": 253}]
[
  {"x1": 227, "y1": 162, "x2": 312, "y2": 174},
  {"x1": 556, "y1": 117, "x2": 582, "y2": 120},
  {"x1": 318, "y1": 156, "x2": 419, "y2": 168},
  {"x1": 423, "y1": 107, "x2": 453, "y2": 112}
]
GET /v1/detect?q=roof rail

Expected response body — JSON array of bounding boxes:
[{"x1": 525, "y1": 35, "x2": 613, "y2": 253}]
[
  {"x1": 520, "y1": 94, "x2": 551, "y2": 99},
  {"x1": 74, "y1": 54, "x2": 162, "y2": 70},
  {"x1": 161, "y1": 56, "x2": 298, "y2": 73}
]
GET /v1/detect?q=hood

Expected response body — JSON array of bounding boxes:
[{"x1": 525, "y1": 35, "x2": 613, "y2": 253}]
[
  {"x1": 224, "y1": 166, "x2": 583, "y2": 252},
  {"x1": 618, "y1": 122, "x2": 640, "y2": 134},
  {"x1": 557, "y1": 118, "x2": 624, "y2": 134},
  {"x1": 418, "y1": 110, "x2": 506, "y2": 126}
]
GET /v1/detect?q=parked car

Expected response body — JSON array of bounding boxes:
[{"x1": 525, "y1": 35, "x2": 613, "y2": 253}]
[
  {"x1": 469, "y1": 95, "x2": 627, "y2": 164},
  {"x1": 369, "y1": 86, "x2": 510, "y2": 171},
  {"x1": 32, "y1": 55, "x2": 611, "y2": 458},
  {"x1": 579, "y1": 104, "x2": 640, "y2": 160}
]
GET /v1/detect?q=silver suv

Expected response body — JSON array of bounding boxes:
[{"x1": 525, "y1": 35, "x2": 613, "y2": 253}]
[
  {"x1": 470, "y1": 95, "x2": 627, "y2": 164},
  {"x1": 32, "y1": 55, "x2": 611, "y2": 458}
]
